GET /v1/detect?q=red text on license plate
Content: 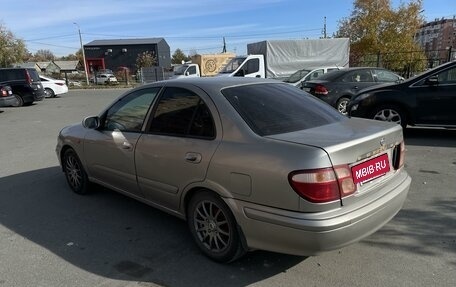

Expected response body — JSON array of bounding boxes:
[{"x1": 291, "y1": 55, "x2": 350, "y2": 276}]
[{"x1": 352, "y1": 153, "x2": 390, "y2": 184}]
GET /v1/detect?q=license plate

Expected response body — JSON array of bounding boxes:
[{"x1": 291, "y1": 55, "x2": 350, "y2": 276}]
[{"x1": 352, "y1": 153, "x2": 390, "y2": 184}]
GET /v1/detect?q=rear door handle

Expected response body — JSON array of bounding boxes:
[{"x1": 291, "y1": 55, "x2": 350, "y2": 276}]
[
  {"x1": 121, "y1": 141, "x2": 133, "y2": 150},
  {"x1": 185, "y1": 152, "x2": 202, "y2": 163}
]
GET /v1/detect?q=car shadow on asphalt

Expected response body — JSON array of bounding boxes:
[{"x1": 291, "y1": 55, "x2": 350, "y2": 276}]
[
  {"x1": 360, "y1": 198, "x2": 456, "y2": 267},
  {"x1": 0, "y1": 167, "x2": 305, "y2": 286},
  {"x1": 361, "y1": 126, "x2": 456, "y2": 268},
  {"x1": 404, "y1": 127, "x2": 456, "y2": 148}
]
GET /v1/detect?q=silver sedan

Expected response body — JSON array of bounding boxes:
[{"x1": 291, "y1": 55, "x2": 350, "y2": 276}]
[{"x1": 56, "y1": 77, "x2": 411, "y2": 263}]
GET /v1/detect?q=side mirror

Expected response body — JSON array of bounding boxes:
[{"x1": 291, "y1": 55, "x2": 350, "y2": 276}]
[
  {"x1": 82, "y1": 116, "x2": 100, "y2": 129},
  {"x1": 425, "y1": 76, "x2": 438, "y2": 85},
  {"x1": 185, "y1": 71, "x2": 190, "y2": 76}
]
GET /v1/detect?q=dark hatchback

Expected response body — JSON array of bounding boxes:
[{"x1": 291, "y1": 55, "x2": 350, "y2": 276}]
[
  {"x1": 348, "y1": 61, "x2": 456, "y2": 129},
  {"x1": 0, "y1": 68, "x2": 45, "y2": 106},
  {"x1": 302, "y1": 67, "x2": 403, "y2": 115}
]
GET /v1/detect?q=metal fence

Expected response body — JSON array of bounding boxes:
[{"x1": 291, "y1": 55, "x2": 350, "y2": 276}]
[
  {"x1": 138, "y1": 49, "x2": 455, "y2": 81},
  {"x1": 139, "y1": 67, "x2": 173, "y2": 83},
  {"x1": 351, "y1": 48, "x2": 455, "y2": 78}
]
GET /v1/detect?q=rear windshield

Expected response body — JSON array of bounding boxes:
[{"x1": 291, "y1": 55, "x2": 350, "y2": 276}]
[{"x1": 222, "y1": 83, "x2": 344, "y2": 136}]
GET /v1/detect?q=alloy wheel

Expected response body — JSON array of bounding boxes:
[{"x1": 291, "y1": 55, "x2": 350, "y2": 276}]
[
  {"x1": 337, "y1": 98, "x2": 349, "y2": 115},
  {"x1": 373, "y1": 109, "x2": 402, "y2": 125},
  {"x1": 64, "y1": 153, "x2": 83, "y2": 191},
  {"x1": 193, "y1": 200, "x2": 231, "y2": 253}
]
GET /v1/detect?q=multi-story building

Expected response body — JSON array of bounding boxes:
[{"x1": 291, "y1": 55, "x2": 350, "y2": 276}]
[{"x1": 415, "y1": 17, "x2": 456, "y2": 65}]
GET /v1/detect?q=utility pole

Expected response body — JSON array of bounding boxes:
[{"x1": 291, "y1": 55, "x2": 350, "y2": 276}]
[
  {"x1": 74, "y1": 22, "x2": 90, "y2": 86},
  {"x1": 323, "y1": 16, "x2": 327, "y2": 39},
  {"x1": 222, "y1": 37, "x2": 227, "y2": 53}
]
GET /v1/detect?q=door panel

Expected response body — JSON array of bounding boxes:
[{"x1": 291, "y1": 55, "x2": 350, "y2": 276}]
[
  {"x1": 415, "y1": 85, "x2": 456, "y2": 125},
  {"x1": 83, "y1": 87, "x2": 160, "y2": 197},
  {"x1": 414, "y1": 66, "x2": 456, "y2": 125},
  {"x1": 135, "y1": 135, "x2": 220, "y2": 210},
  {"x1": 85, "y1": 130, "x2": 142, "y2": 196},
  {"x1": 135, "y1": 85, "x2": 221, "y2": 211}
]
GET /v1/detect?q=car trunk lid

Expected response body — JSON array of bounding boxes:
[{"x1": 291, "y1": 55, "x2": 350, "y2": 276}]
[{"x1": 266, "y1": 118, "x2": 405, "y2": 205}]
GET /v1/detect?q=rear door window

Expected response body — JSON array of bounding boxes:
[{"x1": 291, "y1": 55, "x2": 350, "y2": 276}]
[
  {"x1": 222, "y1": 83, "x2": 343, "y2": 136},
  {"x1": 0, "y1": 69, "x2": 23, "y2": 81},
  {"x1": 343, "y1": 70, "x2": 374, "y2": 82},
  {"x1": 148, "y1": 87, "x2": 215, "y2": 139},
  {"x1": 374, "y1": 69, "x2": 401, "y2": 82}
]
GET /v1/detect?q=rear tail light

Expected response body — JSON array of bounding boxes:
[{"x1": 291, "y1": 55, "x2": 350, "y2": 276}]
[
  {"x1": 25, "y1": 70, "x2": 32, "y2": 85},
  {"x1": 288, "y1": 165, "x2": 356, "y2": 203},
  {"x1": 1, "y1": 89, "x2": 7, "y2": 97},
  {"x1": 314, "y1": 84, "x2": 329, "y2": 95},
  {"x1": 392, "y1": 141, "x2": 405, "y2": 169}
]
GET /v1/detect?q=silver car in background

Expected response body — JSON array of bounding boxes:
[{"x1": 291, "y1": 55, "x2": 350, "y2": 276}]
[{"x1": 56, "y1": 77, "x2": 411, "y2": 262}]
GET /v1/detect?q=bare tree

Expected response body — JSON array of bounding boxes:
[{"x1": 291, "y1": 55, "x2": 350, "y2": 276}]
[{"x1": 136, "y1": 51, "x2": 157, "y2": 69}]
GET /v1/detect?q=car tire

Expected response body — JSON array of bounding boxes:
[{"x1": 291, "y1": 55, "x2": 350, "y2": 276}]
[
  {"x1": 336, "y1": 97, "x2": 350, "y2": 115},
  {"x1": 187, "y1": 191, "x2": 246, "y2": 263},
  {"x1": 62, "y1": 149, "x2": 91, "y2": 195},
  {"x1": 371, "y1": 105, "x2": 407, "y2": 129},
  {"x1": 11, "y1": 94, "x2": 24, "y2": 107},
  {"x1": 45, "y1": 88, "x2": 55, "y2": 98}
]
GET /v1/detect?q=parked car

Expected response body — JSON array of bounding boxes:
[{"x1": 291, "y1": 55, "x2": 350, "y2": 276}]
[
  {"x1": 0, "y1": 68, "x2": 45, "y2": 106},
  {"x1": 96, "y1": 69, "x2": 113, "y2": 74},
  {"x1": 0, "y1": 84, "x2": 16, "y2": 107},
  {"x1": 348, "y1": 61, "x2": 456, "y2": 129},
  {"x1": 302, "y1": 67, "x2": 404, "y2": 115},
  {"x1": 39, "y1": 75, "x2": 69, "y2": 98},
  {"x1": 56, "y1": 77, "x2": 411, "y2": 263},
  {"x1": 283, "y1": 66, "x2": 342, "y2": 87},
  {"x1": 91, "y1": 73, "x2": 118, "y2": 85}
]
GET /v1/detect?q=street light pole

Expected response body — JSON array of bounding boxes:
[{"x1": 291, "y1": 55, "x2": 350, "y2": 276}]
[{"x1": 74, "y1": 22, "x2": 89, "y2": 86}]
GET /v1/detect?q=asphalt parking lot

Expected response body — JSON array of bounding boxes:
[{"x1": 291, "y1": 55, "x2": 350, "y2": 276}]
[{"x1": 0, "y1": 89, "x2": 455, "y2": 287}]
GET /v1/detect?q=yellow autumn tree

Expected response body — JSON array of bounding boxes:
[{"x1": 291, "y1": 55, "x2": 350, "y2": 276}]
[{"x1": 336, "y1": 0, "x2": 427, "y2": 76}]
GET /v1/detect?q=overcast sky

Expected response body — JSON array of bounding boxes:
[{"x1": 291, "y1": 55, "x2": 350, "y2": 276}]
[{"x1": 1, "y1": 0, "x2": 455, "y2": 57}]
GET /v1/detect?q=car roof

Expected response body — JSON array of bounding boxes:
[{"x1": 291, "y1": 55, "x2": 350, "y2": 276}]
[
  {"x1": 146, "y1": 77, "x2": 281, "y2": 90},
  {"x1": 314, "y1": 67, "x2": 380, "y2": 80}
]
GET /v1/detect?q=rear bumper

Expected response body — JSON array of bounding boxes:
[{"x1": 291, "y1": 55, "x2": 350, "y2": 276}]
[
  {"x1": 0, "y1": 96, "x2": 18, "y2": 107},
  {"x1": 34, "y1": 90, "x2": 45, "y2": 101},
  {"x1": 226, "y1": 169, "x2": 411, "y2": 256}
]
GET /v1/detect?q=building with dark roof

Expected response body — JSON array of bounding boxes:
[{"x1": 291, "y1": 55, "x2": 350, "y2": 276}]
[{"x1": 83, "y1": 38, "x2": 171, "y2": 75}]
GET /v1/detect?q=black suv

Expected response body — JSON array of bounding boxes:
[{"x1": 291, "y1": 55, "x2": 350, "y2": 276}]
[{"x1": 0, "y1": 68, "x2": 45, "y2": 106}]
